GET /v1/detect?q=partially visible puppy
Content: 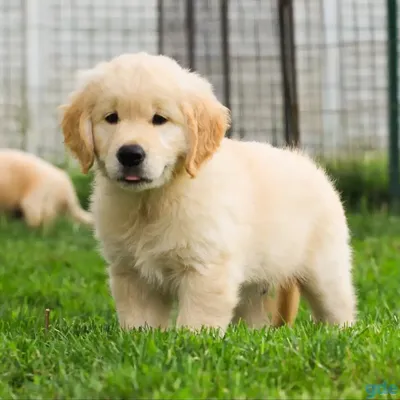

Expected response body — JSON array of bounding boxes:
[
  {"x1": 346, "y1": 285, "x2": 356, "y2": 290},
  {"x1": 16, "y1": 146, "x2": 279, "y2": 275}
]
[
  {"x1": 61, "y1": 52, "x2": 356, "y2": 333},
  {"x1": 0, "y1": 149, "x2": 92, "y2": 227}
]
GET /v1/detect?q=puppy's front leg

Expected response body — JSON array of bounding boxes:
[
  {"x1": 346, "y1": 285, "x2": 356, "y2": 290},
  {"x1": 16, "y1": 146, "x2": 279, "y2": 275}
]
[
  {"x1": 109, "y1": 266, "x2": 172, "y2": 330},
  {"x1": 176, "y1": 267, "x2": 239, "y2": 333}
]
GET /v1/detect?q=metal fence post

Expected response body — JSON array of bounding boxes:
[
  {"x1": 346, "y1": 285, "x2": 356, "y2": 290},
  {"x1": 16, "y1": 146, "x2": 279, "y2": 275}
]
[
  {"x1": 220, "y1": 0, "x2": 232, "y2": 138},
  {"x1": 20, "y1": 0, "x2": 29, "y2": 151},
  {"x1": 186, "y1": 0, "x2": 195, "y2": 69},
  {"x1": 387, "y1": 0, "x2": 399, "y2": 208},
  {"x1": 22, "y1": 0, "x2": 45, "y2": 155},
  {"x1": 278, "y1": 0, "x2": 300, "y2": 147},
  {"x1": 157, "y1": 0, "x2": 164, "y2": 54}
]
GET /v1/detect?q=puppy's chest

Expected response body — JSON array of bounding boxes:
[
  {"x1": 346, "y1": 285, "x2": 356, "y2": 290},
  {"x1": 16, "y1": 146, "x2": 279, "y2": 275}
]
[{"x1": 100, "y1": 211, "x2": 210, "y2": 287}]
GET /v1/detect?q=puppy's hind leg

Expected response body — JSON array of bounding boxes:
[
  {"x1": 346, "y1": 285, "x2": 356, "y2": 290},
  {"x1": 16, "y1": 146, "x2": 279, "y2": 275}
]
[
  {"x1": 300, "y1": 240, "x2": 357, "y2": 327},
  {"x1": 270, "y1": 282, "x2": 301, "y2": 327},
  {"x1": 20, "y1": 192, "x2": 43, "y2": 228},
  {"x1": 22, "y1": 188, "x2": 58, "y2": 231},
  {"x1": 40, "y1": 203, "x2": 59, "y2": 233}
]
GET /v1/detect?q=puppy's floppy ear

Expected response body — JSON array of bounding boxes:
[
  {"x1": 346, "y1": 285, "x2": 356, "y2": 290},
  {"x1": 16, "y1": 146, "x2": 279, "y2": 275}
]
[
  {"x1": 183, "y1": 93, "x2": 231, "y2": 178},
  {"x1": 60, "y1": 87, "x2": 94, "y2": 174}
]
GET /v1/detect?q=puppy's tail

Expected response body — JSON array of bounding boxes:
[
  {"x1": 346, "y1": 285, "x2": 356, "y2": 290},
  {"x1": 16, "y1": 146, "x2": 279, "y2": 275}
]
[
  {"x1": 65, "y1": 187, "x2": 93, "y2": 226},
  {"x1": 67, "y1": 200, "x2": 93, "y2": 226}
]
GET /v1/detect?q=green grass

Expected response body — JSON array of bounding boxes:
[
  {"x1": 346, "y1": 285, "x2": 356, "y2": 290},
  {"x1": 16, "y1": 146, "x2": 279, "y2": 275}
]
[{"x1": 0, "y1": 214, "x2": 399, "y2": 399}]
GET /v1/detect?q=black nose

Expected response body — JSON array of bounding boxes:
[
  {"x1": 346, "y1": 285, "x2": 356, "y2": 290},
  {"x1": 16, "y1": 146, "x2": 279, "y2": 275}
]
[{"x1": 116, "y1": 144, "x2": 146, "y2": 167}]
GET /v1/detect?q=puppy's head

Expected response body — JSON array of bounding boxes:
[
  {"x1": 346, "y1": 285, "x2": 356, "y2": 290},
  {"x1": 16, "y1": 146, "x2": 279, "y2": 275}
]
[{"x1": 60, "y1": 52, "x2": 230, "y2": 191}]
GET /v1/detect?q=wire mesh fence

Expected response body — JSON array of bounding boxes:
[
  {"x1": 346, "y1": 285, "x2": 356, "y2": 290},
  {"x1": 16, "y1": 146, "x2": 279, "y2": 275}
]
[{"x1": 0, "y1": 0, "x2": 397, "y2": 163}]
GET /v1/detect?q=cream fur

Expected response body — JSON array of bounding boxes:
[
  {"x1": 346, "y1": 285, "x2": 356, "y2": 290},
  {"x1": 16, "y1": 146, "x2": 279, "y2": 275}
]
[
  {"x1": 60, "y1": 52, "x2": 357, "y2": 332},
  {"x1": 0, "y1": 149, "x2": 93, "y2": 227}
]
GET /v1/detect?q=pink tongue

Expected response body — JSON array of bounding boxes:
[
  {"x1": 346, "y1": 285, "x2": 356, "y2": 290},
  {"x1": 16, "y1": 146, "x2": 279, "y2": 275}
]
[{"x1": 124, "y1": 175, "x2": 141, "y2": 181}]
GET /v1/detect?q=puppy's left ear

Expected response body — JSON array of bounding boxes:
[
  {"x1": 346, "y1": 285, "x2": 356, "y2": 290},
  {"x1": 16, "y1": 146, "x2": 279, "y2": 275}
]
[
  {"x1": 60, "y1": 91, "x2": 94, "y2": 174},
  {"x1": 183, "y1": 94, "x2": 231, "y2": 178}
]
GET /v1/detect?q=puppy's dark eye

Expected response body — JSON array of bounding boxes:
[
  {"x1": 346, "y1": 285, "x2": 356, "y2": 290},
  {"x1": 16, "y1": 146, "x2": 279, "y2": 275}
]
[
  {"x1": 105, "y1": 112, "x2": 119, "y2": 124},
  {"x1": 152, "y1": 114, "x2": 168, "y2": 125}
]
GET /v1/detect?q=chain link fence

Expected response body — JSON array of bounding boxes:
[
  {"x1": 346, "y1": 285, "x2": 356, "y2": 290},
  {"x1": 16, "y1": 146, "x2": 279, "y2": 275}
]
[{"x1": 0, "y1": 0, "x2": 397, "y2": 163}]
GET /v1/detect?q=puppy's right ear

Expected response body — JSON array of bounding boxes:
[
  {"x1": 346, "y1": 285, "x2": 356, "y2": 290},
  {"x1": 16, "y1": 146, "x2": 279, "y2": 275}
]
[{"x1": 60, "y1": 90, "x2": 94, "y2": 174}]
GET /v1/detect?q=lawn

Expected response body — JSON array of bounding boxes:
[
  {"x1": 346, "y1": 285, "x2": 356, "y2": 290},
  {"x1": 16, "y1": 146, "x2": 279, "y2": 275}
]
[{"x1": 0, "y1": 213, "x2": 399, "y2": 399}]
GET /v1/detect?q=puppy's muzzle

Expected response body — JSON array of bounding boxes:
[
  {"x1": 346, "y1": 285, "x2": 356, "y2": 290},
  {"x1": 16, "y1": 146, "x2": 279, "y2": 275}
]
[{"x1": 117, "y1": 144, "x2": 146, "y2": 167}]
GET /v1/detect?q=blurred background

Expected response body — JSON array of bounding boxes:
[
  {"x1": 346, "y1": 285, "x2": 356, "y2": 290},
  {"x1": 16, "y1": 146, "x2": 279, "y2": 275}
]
[{"x1": 0, "y1": 0, "x2": 399, "y2": 207}]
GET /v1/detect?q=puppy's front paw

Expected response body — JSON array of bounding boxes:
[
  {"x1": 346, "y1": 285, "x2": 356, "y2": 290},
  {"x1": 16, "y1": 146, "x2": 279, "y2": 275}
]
[{"x1": 176, "y1": 319, "x2": 226, "y2": 336}]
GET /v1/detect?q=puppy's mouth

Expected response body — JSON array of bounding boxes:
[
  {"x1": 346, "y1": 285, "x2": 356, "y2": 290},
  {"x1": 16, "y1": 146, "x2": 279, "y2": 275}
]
[
  {"x1": 113, "y1": 165, "x2": 170, "y2": 188},
  {"x1": 118, "y1": 174, "x2": 153, "y2": 185}
]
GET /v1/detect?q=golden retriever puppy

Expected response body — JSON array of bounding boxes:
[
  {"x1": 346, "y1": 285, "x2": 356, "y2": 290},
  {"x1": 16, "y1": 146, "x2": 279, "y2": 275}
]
[
  {"x1": 61, "y1": 52, "x2": 356, "y2": 332},
  {"x1": 0, "y1": 149, "x2": 92, "y2": 227}
]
